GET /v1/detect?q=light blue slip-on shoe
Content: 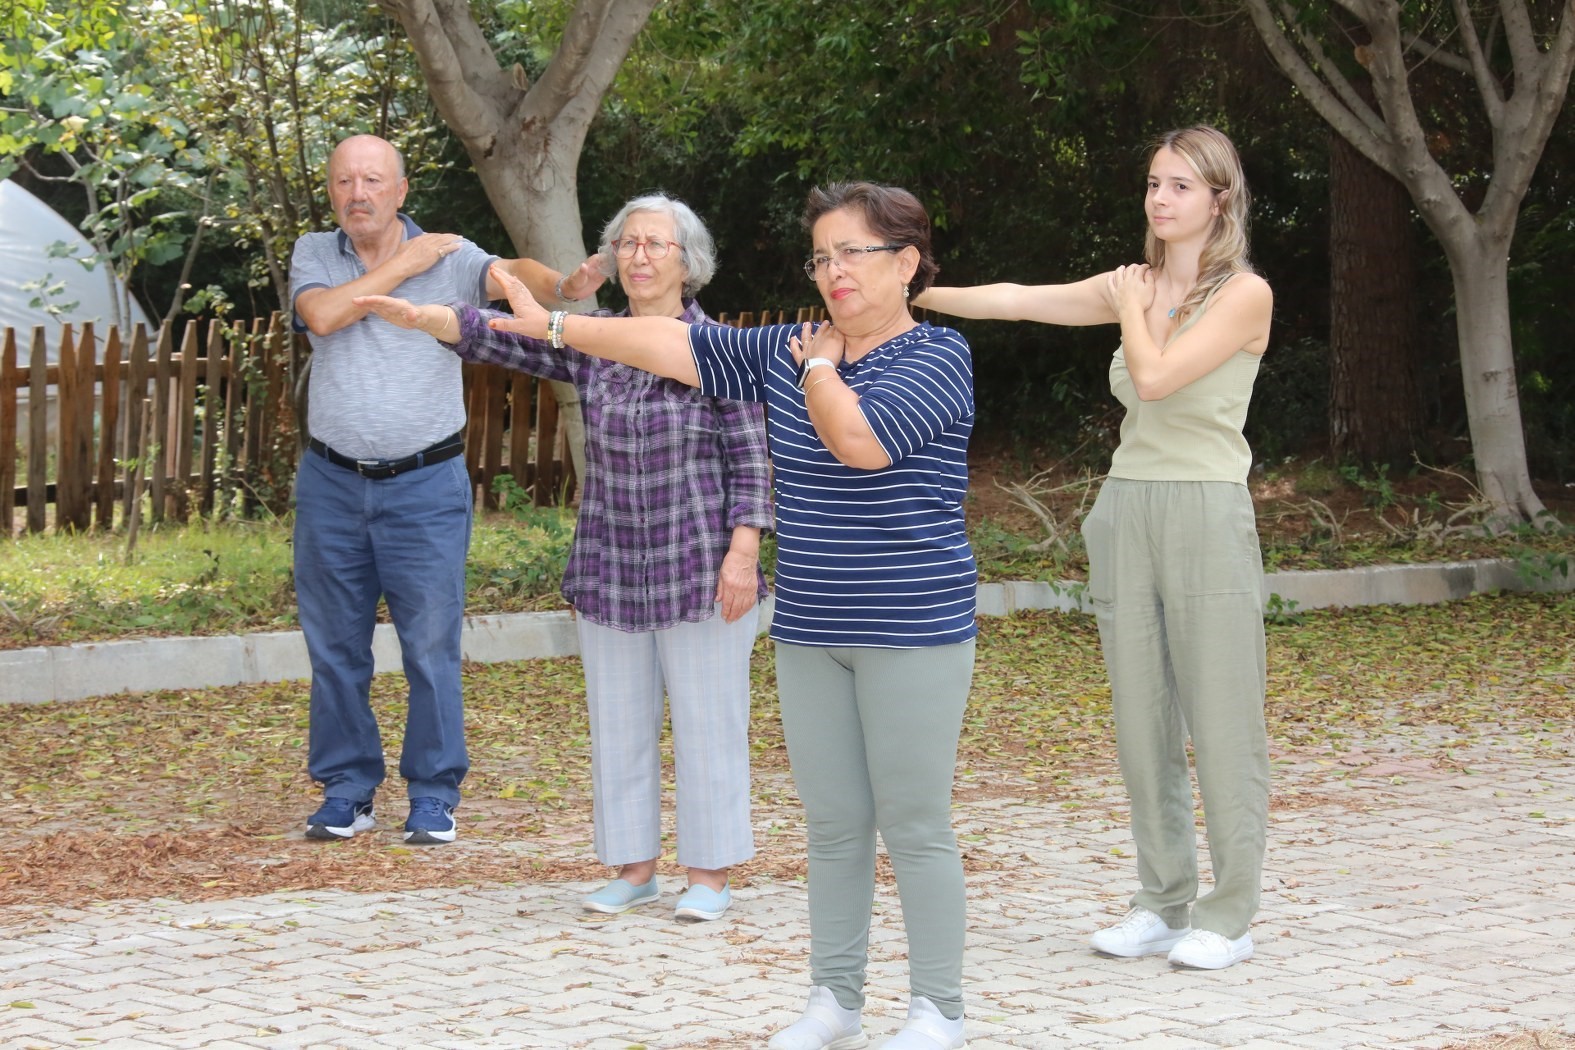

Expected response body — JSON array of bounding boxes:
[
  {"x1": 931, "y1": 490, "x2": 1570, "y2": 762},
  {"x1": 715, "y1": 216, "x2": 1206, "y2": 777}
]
[
  {"x1": 583, "y1": 877, "x2": 660, "y2": 914},
  {"x1": 674, "y1": 882, "x2": 732, "y2": 921}
]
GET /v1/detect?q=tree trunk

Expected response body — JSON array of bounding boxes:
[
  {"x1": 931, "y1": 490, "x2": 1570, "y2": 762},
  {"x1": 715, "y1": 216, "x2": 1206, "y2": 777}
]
[
  {"x1": 1328, "y1": 129, "x2": 1422, "y2": 466},
  {"x1": 387, "y1": 0, "x2": 661, "y2": 491},
  {"x1": 1238, "y1": 0, "x2": 1573, "y2": 528},
  {"x1": 1441, "y1": 234, "x2": 1549, "y2": 527},
  {"x1": 469, "y1": 134, "x2": 592, "y2": 487}
]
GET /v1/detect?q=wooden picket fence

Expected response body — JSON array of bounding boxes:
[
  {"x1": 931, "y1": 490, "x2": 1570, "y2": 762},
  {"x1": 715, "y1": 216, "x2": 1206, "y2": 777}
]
[{"x1": 0, "y1": 306, "x2": 826, "y2": 538}]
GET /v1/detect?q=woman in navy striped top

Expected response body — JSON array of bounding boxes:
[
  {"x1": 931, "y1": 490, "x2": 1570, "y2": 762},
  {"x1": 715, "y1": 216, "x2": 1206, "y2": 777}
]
[{"x1": 391, "y1": 183, "x2": 978, "y2": 1050}]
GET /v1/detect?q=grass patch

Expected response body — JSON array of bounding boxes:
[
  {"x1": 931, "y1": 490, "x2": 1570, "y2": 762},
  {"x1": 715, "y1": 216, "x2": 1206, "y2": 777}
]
[
  {"x1": 0, "y1": 508, "x2": 582, "y2": 648},
  {"x1": 2, "y1": 452, "x2": 1570, "y2": 650},
  {"x1": 0, "y1": 521, "x2": 299, "y2": 644}
]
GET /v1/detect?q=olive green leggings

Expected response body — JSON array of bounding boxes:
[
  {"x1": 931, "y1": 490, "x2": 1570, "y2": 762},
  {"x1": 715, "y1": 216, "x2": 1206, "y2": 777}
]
[{"x1": 774, "y1": 639, "x2": 975, "y2": 1020}]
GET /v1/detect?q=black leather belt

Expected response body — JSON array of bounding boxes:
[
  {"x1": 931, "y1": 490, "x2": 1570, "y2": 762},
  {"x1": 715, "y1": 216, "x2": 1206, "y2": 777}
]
[{"x1": 308, "y1": 431, "x2": 465, "y2": 480}]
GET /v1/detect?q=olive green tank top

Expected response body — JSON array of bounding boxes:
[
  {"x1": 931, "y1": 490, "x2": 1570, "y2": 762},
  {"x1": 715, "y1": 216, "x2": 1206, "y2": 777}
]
[{"x1": 1106, "y1": 288, "x2": 1262, "y2": 485}]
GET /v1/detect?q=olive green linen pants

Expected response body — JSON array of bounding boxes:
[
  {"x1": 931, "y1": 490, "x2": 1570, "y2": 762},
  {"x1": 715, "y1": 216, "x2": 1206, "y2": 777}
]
[
  {"x1": 1081, "y1": 479, "x2": 1269, "y2": 939},
  {"x1": 774, "y1": 639, "x2": 976, "y2": 1020}
]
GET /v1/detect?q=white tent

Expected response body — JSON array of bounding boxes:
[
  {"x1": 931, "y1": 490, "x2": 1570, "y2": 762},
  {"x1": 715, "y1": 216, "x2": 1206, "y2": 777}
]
[
  {"x1": 1, "y1": 178, "x2": 154, "y2": 452},
  {"x1": 0, "y1": 177, "x2": 153, "y2": 354}
]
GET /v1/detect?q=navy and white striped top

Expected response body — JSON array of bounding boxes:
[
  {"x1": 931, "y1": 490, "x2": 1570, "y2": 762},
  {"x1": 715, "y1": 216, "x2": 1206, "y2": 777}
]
[{"x1": 689, "y1": 321, "x2": 977, "y2": 649}]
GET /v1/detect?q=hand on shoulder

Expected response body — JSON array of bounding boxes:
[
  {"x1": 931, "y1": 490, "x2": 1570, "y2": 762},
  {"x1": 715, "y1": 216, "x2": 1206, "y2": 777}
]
[{"x1": 395, "y1": 232, "x2": 464, "y2": 278}]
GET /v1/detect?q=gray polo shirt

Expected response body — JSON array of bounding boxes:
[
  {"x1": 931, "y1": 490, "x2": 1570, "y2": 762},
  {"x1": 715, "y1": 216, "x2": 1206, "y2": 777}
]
[{"x1": 290, "y1": 214, "x2": 497, "y2": 460}]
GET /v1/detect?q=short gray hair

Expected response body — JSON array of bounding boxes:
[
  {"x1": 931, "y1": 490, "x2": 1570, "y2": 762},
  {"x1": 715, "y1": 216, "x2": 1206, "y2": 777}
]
[{"x1": 596, "y1": 193, "x2": 717, "y2": 297}]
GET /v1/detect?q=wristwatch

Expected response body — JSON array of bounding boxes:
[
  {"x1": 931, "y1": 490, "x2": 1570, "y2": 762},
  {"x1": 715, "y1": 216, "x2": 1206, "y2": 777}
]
[{"x1": 796, "y1": 357, "x2": 837, "y2": 391}]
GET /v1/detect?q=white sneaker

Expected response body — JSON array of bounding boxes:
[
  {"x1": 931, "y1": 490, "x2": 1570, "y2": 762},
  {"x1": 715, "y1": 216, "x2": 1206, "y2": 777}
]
[
  {"x1": 881, "y1": 996, "x2": 967, "y2": 1049},
  {"x1": 1089, "y1": 907, "x2": 1190, "y2": 958},
  {"x1": 768, "y1": 986, "x2": 868, "y2": 1050},
  {"x1": 1168, "y1": 928, "x2": 1254, "y2": 969}
]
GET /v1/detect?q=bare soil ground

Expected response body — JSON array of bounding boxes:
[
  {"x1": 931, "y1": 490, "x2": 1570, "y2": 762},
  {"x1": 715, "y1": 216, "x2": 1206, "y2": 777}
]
[{"x1": 963, "y1": 438, "x2": 1575, "y2": 570}]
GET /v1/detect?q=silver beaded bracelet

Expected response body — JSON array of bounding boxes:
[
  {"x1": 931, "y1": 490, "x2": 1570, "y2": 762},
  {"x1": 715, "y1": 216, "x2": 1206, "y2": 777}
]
[{"x1": 548, "y1": 310, "x2": 567, "y2": 349}]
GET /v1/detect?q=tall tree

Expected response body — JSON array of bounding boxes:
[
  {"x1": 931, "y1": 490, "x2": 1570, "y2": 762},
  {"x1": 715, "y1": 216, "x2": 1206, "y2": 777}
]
[
  {"x1": 1241, "y1": 0, "x2": 1574, "y2": 526},
  {"x1": 378, "y1": 0, "x2": 662, "y2": 480},
  {"x1": 0, "y1": 0, "x2": 197, "y2": 329},
  {"x1": 144, "y1": 0, "x2": 431, "y2": 313},
  {"x1": 1, "y1": 0, "x2": 430, "y2": 323},
  {"x1": 1329, "y1": 127, "x2": 1422, "y2": 465}
]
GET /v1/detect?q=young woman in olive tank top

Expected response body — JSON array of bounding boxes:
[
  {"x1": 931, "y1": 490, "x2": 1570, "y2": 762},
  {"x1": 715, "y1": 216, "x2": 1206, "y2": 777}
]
[{"x1": 917, "y1": 125, "x2": 1273, "y2": 971}]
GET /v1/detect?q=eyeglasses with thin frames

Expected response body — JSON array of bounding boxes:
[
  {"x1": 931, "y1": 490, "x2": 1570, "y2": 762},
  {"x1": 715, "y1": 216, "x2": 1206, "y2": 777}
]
[
  {"x1": 803, "y1": 244, "x2": 905, "y2": 282},
  {"x1": 611, "y1": 237, "x2": 680, "y2": 260}
]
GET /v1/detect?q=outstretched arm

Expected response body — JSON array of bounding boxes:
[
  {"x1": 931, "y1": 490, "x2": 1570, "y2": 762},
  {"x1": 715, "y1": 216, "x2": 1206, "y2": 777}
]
[
  {"x1": 486, "y1": 263, "x2": 700, "y2": 387},
  {"x1": 351, "y1": 295, "x2": 461, "y2": 343},
  {"x1": 487, "y1": 254, "x2": 607, "y2": 305},
  {"x1": 915, "y1": 273, "x2": 1118, "y2": 327}
]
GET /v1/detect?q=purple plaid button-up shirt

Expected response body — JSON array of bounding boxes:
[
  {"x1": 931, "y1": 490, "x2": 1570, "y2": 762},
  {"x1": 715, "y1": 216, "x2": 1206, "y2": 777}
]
[{"x1": 451, "y1": 300, "x2": 771, "y2": 632}]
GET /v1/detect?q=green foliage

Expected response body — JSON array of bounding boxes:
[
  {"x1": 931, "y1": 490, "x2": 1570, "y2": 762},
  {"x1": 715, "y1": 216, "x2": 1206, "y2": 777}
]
[
  {"x1": 0, "y1": 0, "x2": 434, "y2": 318},
  {"x1": 2, "y1": 453, "x2": 1569, "y2": 652},
  {"x1": 467, "y1": 476, "x2": 576, "y2": 605},
  {"x1": 5, "y1": 0, "x2": 1573, "y2": 468},
  {"x1": 969, "y1": 465, "x2": 1099, "y2": 583},
  {"x1": 1506, "y1": 197, "x2": 1575, "y2": 482},
  {"x1": 1264, "y1": 592, "x2": 1304, "y2": 625},
  {"x1": 138, "y1": 0, "x2": 435, "y2": 308},
  {"x1": 1292, "y1": 459, "x2": 1341, "y2": 498},
  {"x1": 1505, "y1": 518, "x2": 1573, "y2": 588},
  {"x1": 0, "y1": 0, "x2": 200, "y2": 324},
  {"x1": 20, "y1": 255, "x2": 82, "y2": 320},
  {"x1": 1338, "y1": 462, "x2": 1399, "y2": 514},
  {"x1": 0, "y1": 521, "x2": 298, "y2": 642},
  {"x1": 971, "y1": 517, "x2": 1062, "y2": 580},
  {"x1": 1014, "y1": 1, "x2": 1120, "y2": 100},
  {"x1": 696, "y1": 0, "x2": 1123, "y2": 228},
  {"x1": 1247, "y1": 337, "x2": 1330, "y2": 463}
]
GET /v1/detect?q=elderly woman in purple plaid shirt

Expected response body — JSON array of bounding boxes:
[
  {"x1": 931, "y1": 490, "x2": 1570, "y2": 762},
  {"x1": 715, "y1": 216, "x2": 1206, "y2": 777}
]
[{"x1": 360, "y1": 194, "x2": 770, "y2": 923}]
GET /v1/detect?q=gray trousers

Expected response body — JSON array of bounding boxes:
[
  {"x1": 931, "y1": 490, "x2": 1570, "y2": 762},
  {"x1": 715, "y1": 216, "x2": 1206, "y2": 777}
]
[
  {"x1": 1081, "y1": 479, "x2": 1269, "y2": 939},
  {"x1": 577, "y1": 605, "x2": 759, "y2": 871},
  {"x1": 775, "y1": 640, "x2": 976, "y2": 1019}
]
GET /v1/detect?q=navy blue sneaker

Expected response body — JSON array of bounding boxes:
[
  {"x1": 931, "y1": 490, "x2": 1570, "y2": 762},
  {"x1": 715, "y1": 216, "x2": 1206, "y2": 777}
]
[
  {"x1": 306, "y1": 797, "x2": 375, "y2": 841},
  {"x1": 404, "y1": 797, "x2": 457, "y2": 845}
]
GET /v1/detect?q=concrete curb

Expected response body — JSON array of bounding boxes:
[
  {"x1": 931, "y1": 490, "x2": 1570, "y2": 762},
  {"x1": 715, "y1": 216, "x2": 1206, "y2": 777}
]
[{"x1": 2, "y1": 558, "x2": 1567, "y2": 705}]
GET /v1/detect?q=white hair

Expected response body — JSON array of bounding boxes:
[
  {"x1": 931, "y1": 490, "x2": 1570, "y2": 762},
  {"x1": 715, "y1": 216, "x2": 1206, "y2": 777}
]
[{"x1": 595, "y1": 193, "x2": 717, "y2": 297}]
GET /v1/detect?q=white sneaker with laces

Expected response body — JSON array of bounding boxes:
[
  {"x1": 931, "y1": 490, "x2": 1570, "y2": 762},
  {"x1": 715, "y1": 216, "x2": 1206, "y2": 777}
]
[
  {"x1": 767, "y1": 986, "x2": 868, "y2": 1050},
  {"x1": 881, "y1": 996, "x2": 967, "y2": 1049},
  {"x1": 1168, "y1": 928, "x2": 1254, "y2": 969},
  {"x1": 1089, "y1": 907, "x2": 1190, "y2": 957}
]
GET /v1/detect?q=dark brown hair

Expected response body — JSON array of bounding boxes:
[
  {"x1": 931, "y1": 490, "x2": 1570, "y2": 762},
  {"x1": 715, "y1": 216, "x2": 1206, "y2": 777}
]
[{"x1": 802, "y1": 182, "x2": 939, "y2": 297}]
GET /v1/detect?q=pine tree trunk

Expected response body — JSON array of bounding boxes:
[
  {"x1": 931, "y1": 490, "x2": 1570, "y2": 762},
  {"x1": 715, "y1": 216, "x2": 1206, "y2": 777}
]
[{"x1": 1328, "y1": 131, "x2": 1422, "y2": 466}]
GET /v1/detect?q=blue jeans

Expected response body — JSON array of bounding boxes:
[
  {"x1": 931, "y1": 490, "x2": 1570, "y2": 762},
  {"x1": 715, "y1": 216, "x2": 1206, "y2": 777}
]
[{"x1": 293, "y1": 450, "x2": 472, "y2": 807}]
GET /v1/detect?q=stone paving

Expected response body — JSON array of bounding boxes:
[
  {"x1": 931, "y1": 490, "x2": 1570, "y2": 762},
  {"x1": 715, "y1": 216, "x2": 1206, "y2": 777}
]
[{"x1": 3, "y1": 733, "x2": 1572, "y2": 1050}]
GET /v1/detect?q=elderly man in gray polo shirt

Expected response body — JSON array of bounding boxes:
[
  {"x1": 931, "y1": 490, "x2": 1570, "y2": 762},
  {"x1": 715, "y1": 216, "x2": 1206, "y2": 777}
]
[{"x1": 290, "y1": 134, "x2": 592, "y2": 845}]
